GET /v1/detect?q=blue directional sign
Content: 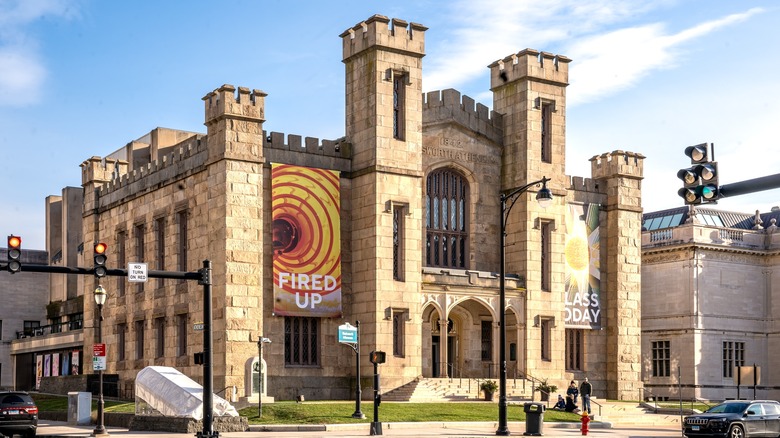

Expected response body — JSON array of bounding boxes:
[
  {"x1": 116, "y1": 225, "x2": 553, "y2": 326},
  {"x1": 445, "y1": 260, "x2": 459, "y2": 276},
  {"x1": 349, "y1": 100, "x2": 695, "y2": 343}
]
[{"x1": 338, "y1": 322, "x2": 358, "y2": 343}]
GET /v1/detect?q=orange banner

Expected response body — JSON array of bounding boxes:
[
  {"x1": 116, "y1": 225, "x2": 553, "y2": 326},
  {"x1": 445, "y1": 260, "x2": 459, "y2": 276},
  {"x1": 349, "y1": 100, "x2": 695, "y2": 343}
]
[{"x1": 272, "y1": 164, "x2": 342, "y2": 317}]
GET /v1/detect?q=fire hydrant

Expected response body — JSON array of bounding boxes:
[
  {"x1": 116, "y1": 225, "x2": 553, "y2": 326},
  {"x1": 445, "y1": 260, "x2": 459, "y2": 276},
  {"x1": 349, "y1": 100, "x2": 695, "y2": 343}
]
[{"x1": 580, "y1": 412, "x2": 591, "y2": 435}]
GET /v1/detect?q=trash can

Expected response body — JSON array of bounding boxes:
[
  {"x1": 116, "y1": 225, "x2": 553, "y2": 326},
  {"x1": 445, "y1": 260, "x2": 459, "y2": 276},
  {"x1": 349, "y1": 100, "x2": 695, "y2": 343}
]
[
  {"x1": 523, "y1": 402, "x2": 545, "y2": 436},
  {"x1": 67, "y1": 391, "x2": 92, "y2": 425}
]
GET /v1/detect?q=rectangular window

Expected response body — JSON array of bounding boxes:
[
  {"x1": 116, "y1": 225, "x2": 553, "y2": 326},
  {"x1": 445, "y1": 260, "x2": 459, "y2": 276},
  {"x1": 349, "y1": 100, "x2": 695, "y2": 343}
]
[
  {"x1": 481, "y1": 320, "x2": 493, "y2": 361},
  {"x1": 176, "y1": 314, "x2": 187, "y2": 357},
  {"x1": 540, "y1": 319, "x2": 551, "y2": 361},
  {"x1": 117, "y1": 230, "x2": 126, "y2": 296},
  {"x1": 23, "y1": 320, "x2": 40, "y2": 337},
  {"x1": 117, "y1": 323, "x2": 126, "y2": 361},
  {"x1": 134, "y1": 224, "x2": 145, "y2": 293},
  {"x1": 177, "y1": 210, "x2": 188, "y2": 272},
  {"x1": 393, "y1": 73, "x2": 406, "y2": 140},
  {"x1": 135, "y1": 320, "x2": 145, "y2": 360},
  {"x1": 723, "y1": 341, "x2": 745, "y2": 378},
  {"x1": 565, "y1": 329, "x2": 583, "y2": 370},
  {"x1": 541, "y1": 221, "x2": 552, "y2": 291},
  {"x1": 392, "y1": 310, "x2": 407, "y2": 357},
  {"x1": 155, "y1": 217, "x2": 165, "y2": 288},
  {"x1": 393, "y1": 205, "x2": 405, "y2": 281},
  {"x1": 284, "y1": 316, "x2": 319, "y2": 366},
  {"x1": 155, "y1": 317, "x2": 165, "y2": 358},
  {"x1": 541, "y1": 102, "x2": 553, "y2": 163},
  {"x1": 652, "y1": 340, "x2": 671, "y2": 377}
]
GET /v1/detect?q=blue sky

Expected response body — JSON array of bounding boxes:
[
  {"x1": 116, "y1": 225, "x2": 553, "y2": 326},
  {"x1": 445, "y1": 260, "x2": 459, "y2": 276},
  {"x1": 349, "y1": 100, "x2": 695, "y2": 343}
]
[{"x1": 2, "y1": 0, "x2": 779, "y2": 250}]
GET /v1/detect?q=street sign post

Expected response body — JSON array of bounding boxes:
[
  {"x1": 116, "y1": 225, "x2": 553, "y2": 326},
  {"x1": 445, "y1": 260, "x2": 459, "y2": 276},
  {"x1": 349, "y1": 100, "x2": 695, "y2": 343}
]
[
  {"x1": 338, "y1": 322, "x2": 358, "y2": 343},
  {"x1": 93, "y1": 343, "x2": 106, "y2": 371}
]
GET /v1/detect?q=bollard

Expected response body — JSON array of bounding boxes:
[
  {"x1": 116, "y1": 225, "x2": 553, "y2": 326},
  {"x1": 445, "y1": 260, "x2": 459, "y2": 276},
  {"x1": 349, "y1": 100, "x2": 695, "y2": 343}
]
[{"x1": 580, "y1": 412, "x2": 590, "y2": 435}]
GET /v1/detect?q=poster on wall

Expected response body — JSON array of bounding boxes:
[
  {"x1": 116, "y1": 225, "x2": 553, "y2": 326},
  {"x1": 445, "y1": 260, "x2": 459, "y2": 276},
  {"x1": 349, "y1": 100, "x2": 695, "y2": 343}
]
[
  {"x1": 35, "y1": 356, "x2": 42, "y2": 389},
  {"x1": 63, "y1": 352, "x2": 70, "y2": 376},
  {"x1": 43, "y1": 355, "x2": 51, "y2": 377},
  {"x1": 72, "y1": 351, "x2": 80, "y2": 375},
  {"x1": 52, "y1": 353, "x2": 60, "y2": 376},
  {"x1": 272, "y1": 163, "x2": 342, "y2": 318},
  {"x1": 564, "y1": 203, "x2": 602, "y2": 329}
]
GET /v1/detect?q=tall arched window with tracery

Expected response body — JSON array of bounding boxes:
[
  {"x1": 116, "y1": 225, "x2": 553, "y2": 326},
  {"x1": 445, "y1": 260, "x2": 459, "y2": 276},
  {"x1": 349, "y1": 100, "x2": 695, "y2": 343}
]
[{"x1": 425, "y1": 169, "x2": 469, "y2": 268}]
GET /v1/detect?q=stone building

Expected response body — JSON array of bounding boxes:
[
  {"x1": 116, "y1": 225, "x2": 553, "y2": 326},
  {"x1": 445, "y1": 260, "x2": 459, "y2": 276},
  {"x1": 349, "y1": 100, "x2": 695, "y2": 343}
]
[
  {"x1": 33, "y1": 14, "x2": 645, "y2": 402},
  {"x1": 642, "y1": 205, "x2": 780, "y2": 401}
]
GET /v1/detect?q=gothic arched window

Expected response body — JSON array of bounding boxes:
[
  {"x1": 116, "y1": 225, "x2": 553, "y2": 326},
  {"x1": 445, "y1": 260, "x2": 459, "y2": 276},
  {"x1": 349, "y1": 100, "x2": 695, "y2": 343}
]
[{"x1": 425, "y1": 169, "x2": 468, "y2": 268}]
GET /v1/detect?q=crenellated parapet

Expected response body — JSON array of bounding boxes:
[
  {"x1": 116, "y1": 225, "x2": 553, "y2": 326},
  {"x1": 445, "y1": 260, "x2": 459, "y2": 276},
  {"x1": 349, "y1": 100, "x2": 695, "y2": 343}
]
[
  {"x1": 590, "y1": 150, "x2": 645, "y2": 181},
  {"x1": 263, "y1": 131, "x2": 351, "y2": 173},
  {"x1": 94, "y1": 135, "x2": 206, "y2": 201},
  {"x1": 488, "y1": 48, "x2": 570, "y2": 90},
  {"x1": 568, "y1": 175, "x2": 601, "y2": 193},
  {"x1": 203, "y1": 84, "x2": 266, "y2": 126},
  {"x1": 340, "y1": 14, "x2": 427, "y2": 61},
  {"x1": 81, "y1": 156, "x2": 128, "y2": 187},
  {"x1": 423, "y1": 89, "x2": 503, "y2": 145}
]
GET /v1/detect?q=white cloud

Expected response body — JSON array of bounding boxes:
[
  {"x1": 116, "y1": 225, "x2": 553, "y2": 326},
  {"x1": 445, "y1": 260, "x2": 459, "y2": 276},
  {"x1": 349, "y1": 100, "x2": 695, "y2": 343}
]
[
  {"x1": 0, "y1": 0, "x2": 79, "y2": 107},
  {"x1": 566, "y1": 7, "x2": 764, "y2": 107}
]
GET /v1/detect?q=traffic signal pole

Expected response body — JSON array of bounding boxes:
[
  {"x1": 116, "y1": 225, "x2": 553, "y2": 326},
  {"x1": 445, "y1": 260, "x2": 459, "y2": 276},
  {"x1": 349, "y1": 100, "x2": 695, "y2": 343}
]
[
  {"x1": 719, "y1": 173, "x2": 780, "y2": 199},
  {"x1": 1, "y1": 254, "x2": 216, "y2": 438}
]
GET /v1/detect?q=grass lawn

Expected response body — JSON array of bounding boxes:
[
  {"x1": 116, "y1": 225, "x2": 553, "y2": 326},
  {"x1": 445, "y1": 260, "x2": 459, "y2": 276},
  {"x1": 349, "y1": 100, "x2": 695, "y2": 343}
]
[{"x1": 30, "y1": 394, "x2": 582, "y2": 425}]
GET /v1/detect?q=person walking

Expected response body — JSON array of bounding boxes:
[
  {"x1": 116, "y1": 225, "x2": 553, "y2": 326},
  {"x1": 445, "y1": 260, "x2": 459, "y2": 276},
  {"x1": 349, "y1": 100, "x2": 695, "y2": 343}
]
[{"x1": 580, "y1": 377, "x2": 593, "y2": 414}]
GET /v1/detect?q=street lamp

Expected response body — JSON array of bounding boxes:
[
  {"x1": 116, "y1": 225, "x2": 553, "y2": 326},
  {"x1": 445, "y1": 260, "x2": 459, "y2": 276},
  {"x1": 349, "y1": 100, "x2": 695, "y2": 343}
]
[
  {"x1": 496, "y1": 177, "x2": 552, "y2": 436},
  {"x1": 92, "y1": 285, "x2": 108, "y2": 437},
  {"x1": 257, "y1": 336, "x2": 271, "y2": 418}
]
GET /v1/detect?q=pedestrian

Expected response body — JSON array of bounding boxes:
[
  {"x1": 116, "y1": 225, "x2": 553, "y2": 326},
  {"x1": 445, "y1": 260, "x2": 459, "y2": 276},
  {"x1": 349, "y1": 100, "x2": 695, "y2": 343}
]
[
  {"x1": 565, "y1": 394, "x2": 577, "y2": 412},
  {"x1": 580, "y1": 377, "x2": 593, "y2": 414},
  {"x1": 553, "y1": 394, "x2": 566, "y2": 410},
  {"x1": 566, "y1": 380, "x2": 579, "y2": 407}
]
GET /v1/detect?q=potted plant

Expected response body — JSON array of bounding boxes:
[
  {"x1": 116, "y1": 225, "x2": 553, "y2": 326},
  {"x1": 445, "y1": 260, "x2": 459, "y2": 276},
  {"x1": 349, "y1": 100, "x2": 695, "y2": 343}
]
[
  {"x1": 480, "y1": 379, "x2": 498, "y2": 401},
  {"x1": 535, "y1": 379, "x2": 558, "y2": 402}
]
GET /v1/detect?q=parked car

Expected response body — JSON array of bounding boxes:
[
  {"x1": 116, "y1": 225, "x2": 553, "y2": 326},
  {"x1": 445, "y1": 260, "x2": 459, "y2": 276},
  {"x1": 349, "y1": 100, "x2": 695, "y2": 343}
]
[
  {"x1": 683, "y1": 400, "x2": 780, "y2": 438},
  {"x1": 0, "y1": 391, "x2": 38, "y2": 437}
]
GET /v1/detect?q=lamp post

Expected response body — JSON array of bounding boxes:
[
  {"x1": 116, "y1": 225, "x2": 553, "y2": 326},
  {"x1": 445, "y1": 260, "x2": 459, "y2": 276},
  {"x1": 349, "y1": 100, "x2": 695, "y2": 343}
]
[
  {"x1": 496, "y1": 177, "x2": 552, "y2": 436},
  {"x1": 92, "y1": 285, "x2": 108, "y2": 437},
  {"x1": 257, "y1": 336, "x2": 271, "y2": 418}
]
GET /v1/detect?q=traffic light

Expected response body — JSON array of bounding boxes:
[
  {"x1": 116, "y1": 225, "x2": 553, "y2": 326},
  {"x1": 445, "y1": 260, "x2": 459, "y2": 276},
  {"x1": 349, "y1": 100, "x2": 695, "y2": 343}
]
[
  {"x1": 7, "y1": 235, "x2": 21, "y2": 274},
  {"x1": 369, "y1": 350, "x2": 386, "y2": 364},
  {"x1": 677, "y1": 143, "x2": 720, "y2": 205},
  {"x1": 94, "y1": 242, "x2": 108, "y2": 278}
]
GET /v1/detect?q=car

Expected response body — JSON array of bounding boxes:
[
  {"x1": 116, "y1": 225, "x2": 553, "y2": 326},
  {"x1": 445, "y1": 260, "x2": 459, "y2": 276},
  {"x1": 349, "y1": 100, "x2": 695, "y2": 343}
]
[
  {"x1": 0, "y1": 391, "x2": 38, "y2": 438},
  {"x1": 683, "y1": 400, "x2": 780, "y2": 438}
]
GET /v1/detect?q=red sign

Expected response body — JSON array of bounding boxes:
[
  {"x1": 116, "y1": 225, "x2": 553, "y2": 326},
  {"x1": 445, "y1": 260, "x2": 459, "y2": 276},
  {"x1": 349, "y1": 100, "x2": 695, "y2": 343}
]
[{"x1": 93, "y1": 343, "x2": 106, "y2": 357}]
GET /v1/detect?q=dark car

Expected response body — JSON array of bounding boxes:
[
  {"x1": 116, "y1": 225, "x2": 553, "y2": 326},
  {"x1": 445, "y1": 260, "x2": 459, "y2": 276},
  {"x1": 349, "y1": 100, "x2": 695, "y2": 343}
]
[
  {"x1": 0, "y1": 391, "x2": 38, "y2": 438},
  {"x1": 683, "y1": 400, "x2": 780, "y2": 438}
]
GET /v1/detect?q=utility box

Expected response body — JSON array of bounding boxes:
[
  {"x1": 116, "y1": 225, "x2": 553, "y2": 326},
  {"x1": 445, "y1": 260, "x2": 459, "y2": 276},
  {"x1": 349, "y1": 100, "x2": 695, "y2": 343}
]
[{"x1": 68, "y1": 391, "x2": 92, "y2": 425}]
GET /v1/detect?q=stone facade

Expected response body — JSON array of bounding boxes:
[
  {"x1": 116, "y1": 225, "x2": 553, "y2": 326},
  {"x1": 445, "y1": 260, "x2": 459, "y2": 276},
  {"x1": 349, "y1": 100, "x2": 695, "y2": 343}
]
[
  {"x1": 27, "y1": 14, "x2": 646, "y2": 402},
  {"x1": 642, "y1": 207, "x2": 780, "y2": 401}
]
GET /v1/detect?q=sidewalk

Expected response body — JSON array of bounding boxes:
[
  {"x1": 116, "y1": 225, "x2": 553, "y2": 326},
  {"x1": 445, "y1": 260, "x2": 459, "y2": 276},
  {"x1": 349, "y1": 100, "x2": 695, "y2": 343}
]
[{"x1": 37, "y1": 420, "x2": 684, "y2": 437}]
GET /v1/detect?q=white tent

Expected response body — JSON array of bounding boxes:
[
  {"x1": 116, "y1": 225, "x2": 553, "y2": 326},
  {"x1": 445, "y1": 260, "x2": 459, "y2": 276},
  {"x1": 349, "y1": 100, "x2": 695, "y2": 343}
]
[{"x1": 134, "y1": 366, "x2": 239, "y2": 419}]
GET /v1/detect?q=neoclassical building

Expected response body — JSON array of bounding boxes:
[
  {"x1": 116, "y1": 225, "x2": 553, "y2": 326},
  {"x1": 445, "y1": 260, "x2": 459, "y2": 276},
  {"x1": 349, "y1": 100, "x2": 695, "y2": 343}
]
[
  {"x1": 642, "y1": 205, "x2": 780, "y2": 401},
  {"x1": 18, "y1": 15, "x2": 647, "y2": 402}
]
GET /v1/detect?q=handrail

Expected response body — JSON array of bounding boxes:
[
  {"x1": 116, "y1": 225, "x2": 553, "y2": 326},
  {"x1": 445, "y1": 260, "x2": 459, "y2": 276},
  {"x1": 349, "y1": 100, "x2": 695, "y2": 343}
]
[
  {"x1": 639, "y1": 387, "x2": 713, "y2": 414},
  {"x1": 588, "y1": 396, "x2": 602, "y2": 417}
]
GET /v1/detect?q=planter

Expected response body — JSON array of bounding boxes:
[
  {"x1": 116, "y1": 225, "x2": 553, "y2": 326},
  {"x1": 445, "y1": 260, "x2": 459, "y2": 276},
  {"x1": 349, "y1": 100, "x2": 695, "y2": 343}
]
[
  {"x1": 539, "y1": 392, "x2": 549, "y2": 402},
  {"x1": 484, "y1": 390, "x2": 494, "y2": 401}
]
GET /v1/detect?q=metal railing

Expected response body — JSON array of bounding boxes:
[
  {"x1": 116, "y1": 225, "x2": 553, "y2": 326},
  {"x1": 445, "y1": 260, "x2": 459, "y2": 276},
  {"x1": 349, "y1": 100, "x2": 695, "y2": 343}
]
[
  {"x1": 16, "y1": 319, "x2": 83, "y2": 339},
  {"x1": 640, "y1": 387, "x2": 713, "y2": 414}
]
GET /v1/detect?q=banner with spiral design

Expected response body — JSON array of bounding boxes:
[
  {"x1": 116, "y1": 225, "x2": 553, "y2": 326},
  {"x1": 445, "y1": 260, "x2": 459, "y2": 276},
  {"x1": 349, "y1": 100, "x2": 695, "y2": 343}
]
[{"x1": 272, "y1": 164, "x2": 342, "y2": 317}]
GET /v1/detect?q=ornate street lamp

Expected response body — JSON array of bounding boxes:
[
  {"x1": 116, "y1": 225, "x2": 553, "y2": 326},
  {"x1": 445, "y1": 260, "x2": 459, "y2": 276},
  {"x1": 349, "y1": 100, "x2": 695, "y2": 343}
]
[
  {"x1": 496, "y1": 177, "x2": 552, "y2": 436},
  {"x1": 257, "y1": 336, "x2": 272, "y2": 418},
  {"x1": 92, "y1": 285, "x2": 109, "y2": 437}
]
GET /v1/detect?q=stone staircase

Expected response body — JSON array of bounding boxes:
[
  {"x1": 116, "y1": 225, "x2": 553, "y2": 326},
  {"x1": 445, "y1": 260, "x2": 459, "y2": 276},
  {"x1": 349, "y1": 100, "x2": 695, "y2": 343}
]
[
  {"x1": 382, "y1": 377, "x2": 535, "y2": 402},
  {"x1": 589, "y1": 400, "x2": 683, "y2": 426}
]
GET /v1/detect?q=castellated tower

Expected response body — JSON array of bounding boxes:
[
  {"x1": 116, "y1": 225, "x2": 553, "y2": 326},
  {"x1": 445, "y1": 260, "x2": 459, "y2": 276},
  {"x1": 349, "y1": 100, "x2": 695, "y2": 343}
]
[
  {"x1": 590, "y1": 150, "x2": 645, "y2": 400},
  {"x1": 201, "y1": 85, "x2": 267, "y2": 395},
  {"x1": 489, "y1": 50, "x2": 571, "y2": 376},
  {"x1": 341, "y1": 15, "x2": 427, "y2": 388}
]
